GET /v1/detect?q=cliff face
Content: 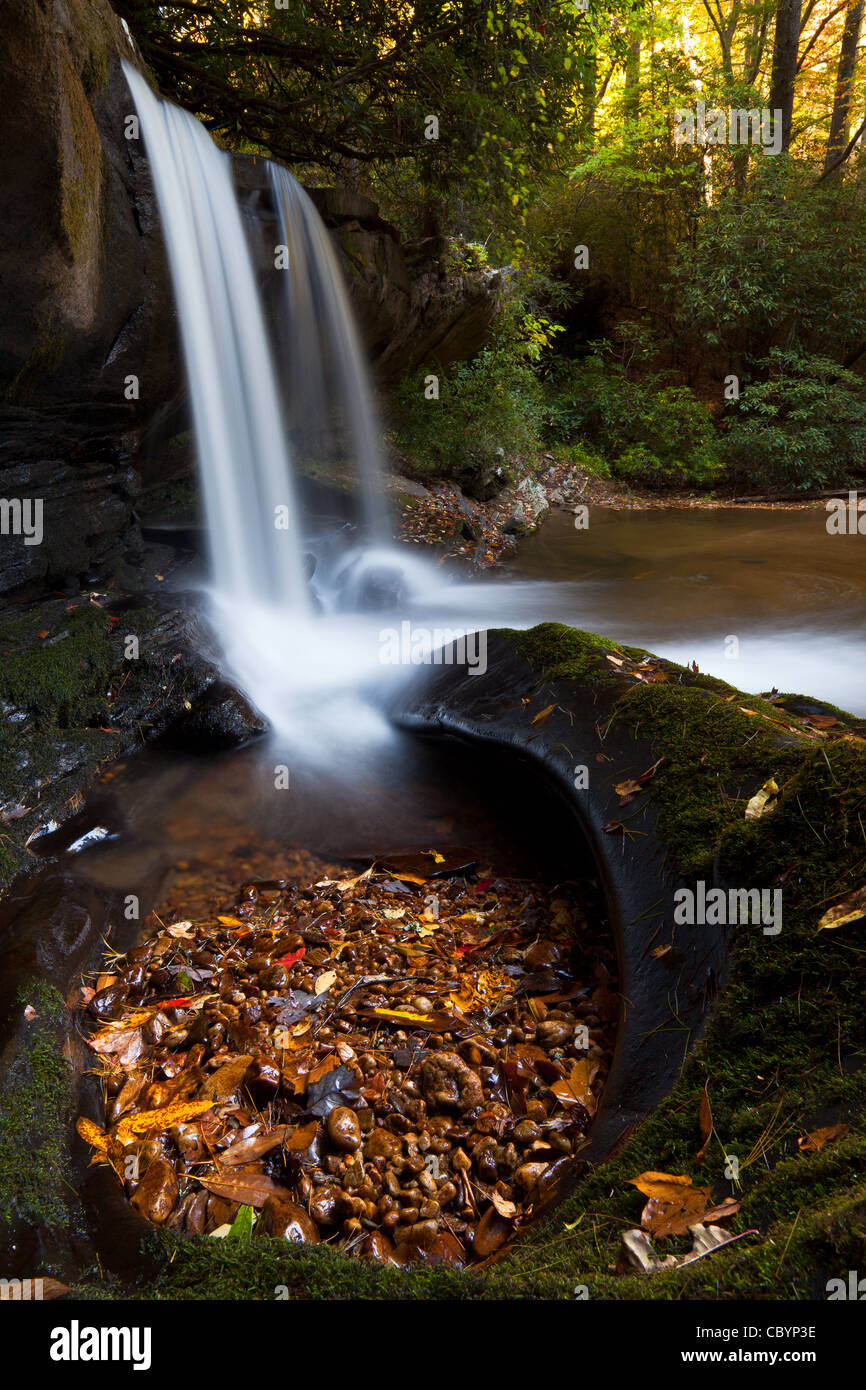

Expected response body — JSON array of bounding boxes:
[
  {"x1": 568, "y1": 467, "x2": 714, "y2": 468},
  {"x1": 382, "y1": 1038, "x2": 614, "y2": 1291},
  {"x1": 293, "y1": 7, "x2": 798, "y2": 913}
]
[
  {"x1": 0, "y1": 3, "x2": 501, "y2": 601},
  {"x1": 0, "y1": 0, "x2": 176, "y2": 407}
]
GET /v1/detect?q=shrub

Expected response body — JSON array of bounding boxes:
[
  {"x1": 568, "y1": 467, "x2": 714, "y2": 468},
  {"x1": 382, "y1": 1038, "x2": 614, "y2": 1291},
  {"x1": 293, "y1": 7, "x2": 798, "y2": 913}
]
[
  {"x1": 544, "y1": 353, "x2": 722, "y2": 489},
  {"x1": 722, "y1": 351, "x2": 866, "y2": 492},
  {"x1": 391, "y1": 300, "x2": 552, "y2": 497}
]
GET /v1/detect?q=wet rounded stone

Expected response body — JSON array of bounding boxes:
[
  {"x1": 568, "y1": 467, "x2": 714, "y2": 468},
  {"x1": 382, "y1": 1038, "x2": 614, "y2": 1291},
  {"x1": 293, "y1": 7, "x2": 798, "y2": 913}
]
[
  {"x1": 327, "y1": 1105, "x2": 362, "y2": 1152},
  {"x1": 89, "y1": 984, "x2": 128, "y2": 1021},
  {"x1": 421, "y1": 1052, "x2": 484, "y2": 1113},
  {"x1": 364, "y1": 1127, "x2": 402, "y2": 1161},
  {"x1": 361, "y1": 1231, "x2": 395, "y2": 1263},
  {"x1": 309, "y1": 1184, "x2": 345, "y2": 1226},
  {"x1": 130, "y1": 1157, "x2": 177, "y2": 1225},
  {"x1": 258, "y1": 1196, "x2": 319, "y2": 1244}
]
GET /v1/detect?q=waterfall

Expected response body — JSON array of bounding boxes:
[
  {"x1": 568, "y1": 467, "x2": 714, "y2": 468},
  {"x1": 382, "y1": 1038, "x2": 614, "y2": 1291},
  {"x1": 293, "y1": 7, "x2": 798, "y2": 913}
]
[
  {"x1": 268, "y1": 167, "x2": 389, "y2": 541},
  {"x1": 121, "y1": 64, "x2": 507, "y2": 745},
  {"x1": 124, "y1": 63, "x2": 312, "y2": 612}
]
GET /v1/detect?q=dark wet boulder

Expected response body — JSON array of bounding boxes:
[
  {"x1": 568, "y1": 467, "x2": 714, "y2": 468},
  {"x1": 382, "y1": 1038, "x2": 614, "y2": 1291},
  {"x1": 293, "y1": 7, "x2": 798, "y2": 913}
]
[{"x1": 160, "y1": 678, "x2": 268, "y2": 753}]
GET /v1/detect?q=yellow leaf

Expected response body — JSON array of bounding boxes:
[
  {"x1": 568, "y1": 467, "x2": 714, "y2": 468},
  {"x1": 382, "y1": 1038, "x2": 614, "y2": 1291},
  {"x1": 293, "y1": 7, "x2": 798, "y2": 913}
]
[
  {"x1": 551, "y1": 1058, "x2": 598, "y2": 1110},
  {"x1": 530, "y1": 704, "x2": 555, "y2": 725},
  {"x1": 818, "y1": 885, "x2": 866, "y2": 931},
  {"x1": 76, "y1": 1117, "x2": 109, "y2": 1156},
  {"x1": 745, "y1": 777, "x2": 780, "y2": 820},
  {"x1": 115, "y1": 1098, "x2": 214, "y2": 1143}
]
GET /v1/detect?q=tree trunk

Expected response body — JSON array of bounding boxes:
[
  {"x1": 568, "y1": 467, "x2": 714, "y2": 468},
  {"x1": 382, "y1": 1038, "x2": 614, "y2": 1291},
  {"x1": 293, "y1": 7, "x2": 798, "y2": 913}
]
[
  {"x1": 825, "y1": 0, "x2": 865, "y2": 171},
  {"x1": 769, "y1": 0, "x2": 803, "y2": 150},
  {"x1": 625, "y1": 35, "x2": 641, "y2": 121}
]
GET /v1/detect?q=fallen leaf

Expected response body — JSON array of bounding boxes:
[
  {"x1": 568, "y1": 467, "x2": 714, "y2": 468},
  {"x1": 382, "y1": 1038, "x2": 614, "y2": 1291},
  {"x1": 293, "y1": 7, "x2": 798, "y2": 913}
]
[
  {"x1": 491, "y1": 1191, "x2": 517, "y2": 1218},
  {"x1": 818, "y1": 886, "x2": 866, "y2": 931},
  {"x1": 278, "y1": 945, "x2": 305, "y2": 968},
  {"x1": 745, "y1": 777, "x2": 780, "y2": 820},
  {"x1": 696, "y1": 1081, "x2": 713, "y2": 1164},
  {"x1": 115, "y1": 1099, "x2": 214, "y2": 1143},
  {"x1": 87, "y1": 1026, "x2": 145, "y2": 1068},
  {"x1": 220, "y1": 1126, "x2": 293, "y2": 1166},
  {"x1": 627, "y1": 1171, "x2": 713, "y2": 1238},
  {"x1": 615, "y1": 757, "x2": 666, "y2": 806},
  {"x1": 199, "y1": 1055, "x2": 253, "y2": 1101},
  {"x1": 197, "y1": 1172, "x2": 286, "y2": 1208},
  {"x1": 165, "y1": 922, "x2": 195, "y2": 938},
  {"x1": 314, "y1": 970, "x2": 337, "y2": 995},
  {"x1": 305, "y1": 1063, "x2": 361, "y2": 1117},
  {"x1": 531, "y1": 704, "x2": 556, "y2": 725},
  {"x1": 798, "y1": 1123, "x2": 850, "y2": 1152},
  {"x1": 76, "y1": 1117, "x2": 110, "y2": 1158},
  {"x1": 551, "y1": 1059, "x2": 599, "y2": 1111}
]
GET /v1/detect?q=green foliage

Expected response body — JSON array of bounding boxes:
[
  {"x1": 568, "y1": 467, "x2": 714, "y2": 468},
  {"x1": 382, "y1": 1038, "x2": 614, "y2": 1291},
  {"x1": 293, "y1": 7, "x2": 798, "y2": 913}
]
[
  {"x1": 722, "y1": 350, "x2": 866, "y2": 491},
  {"x1": 117, "y1": 0, "x2": 625, "y2": 210},
  {"x1": 669, "y1": 164, "x2": 866, "y2": 371},
  {"x1": 0, "y1": 983, "x2": 72, "y2": 1228},
  {"x1": 543, "y1": 351, "x2": 722, "y2": 489},
  {"x1": 392, "y1": 299, "x2": 551, "y2": 496}
]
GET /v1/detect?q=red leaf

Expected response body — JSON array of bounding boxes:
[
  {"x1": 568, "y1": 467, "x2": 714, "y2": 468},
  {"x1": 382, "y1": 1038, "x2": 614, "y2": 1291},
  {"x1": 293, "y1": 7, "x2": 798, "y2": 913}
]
[{"x1": 278, "y1": 946, "x2": 306, "y2": 968}]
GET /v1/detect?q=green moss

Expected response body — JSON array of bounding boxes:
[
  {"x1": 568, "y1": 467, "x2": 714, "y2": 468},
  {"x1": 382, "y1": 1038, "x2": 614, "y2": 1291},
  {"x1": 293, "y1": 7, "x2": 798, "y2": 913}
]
[
  {"x1": 0, "y1": 606, "x2": 115, "y2": 725},
  {"x1": 506, "y1": 622, "x2": 643, "y2": 685},
  {"x1": 0, "y1": 983, "x2": 73, "y2": 1229}
]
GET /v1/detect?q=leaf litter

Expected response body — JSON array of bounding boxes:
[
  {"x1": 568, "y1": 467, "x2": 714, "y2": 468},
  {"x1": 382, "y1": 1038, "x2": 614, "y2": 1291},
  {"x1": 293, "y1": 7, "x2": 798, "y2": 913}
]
[{"x1": 76, "y1": 844, "x2": 618, "y2": 1267}]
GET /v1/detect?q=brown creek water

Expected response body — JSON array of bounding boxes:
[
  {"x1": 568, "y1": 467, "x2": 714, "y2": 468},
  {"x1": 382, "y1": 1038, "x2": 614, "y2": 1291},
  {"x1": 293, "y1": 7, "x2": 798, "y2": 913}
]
[{"x1": 503, "y1": 506, "x2": 866, "y2": 714}]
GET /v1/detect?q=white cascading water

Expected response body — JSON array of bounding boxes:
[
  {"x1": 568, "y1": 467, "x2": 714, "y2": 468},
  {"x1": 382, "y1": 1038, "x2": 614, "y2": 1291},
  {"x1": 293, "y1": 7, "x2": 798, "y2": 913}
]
[
  {"x1": 268, "y1": 166, "x2": 389, "y2": 541},
  {"x1": 124, "y1": 65, "x2": 475, "y2": 751},
  {"x1": 124, "y1": 68, "x2": 576, "y2": 757},
  {"x1": 124, "y1": 64, "x2": 309, "y2": 615}
]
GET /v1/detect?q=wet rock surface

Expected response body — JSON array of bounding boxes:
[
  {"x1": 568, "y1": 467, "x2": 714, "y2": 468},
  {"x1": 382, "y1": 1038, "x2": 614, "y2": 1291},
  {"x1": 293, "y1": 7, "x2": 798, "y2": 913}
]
[
  {"x1": 77, "y1": 849, "x2": 618, "y2": 1267},
  {"x1": 0, "y1": 584, "x2": 265, "y2": 888}
]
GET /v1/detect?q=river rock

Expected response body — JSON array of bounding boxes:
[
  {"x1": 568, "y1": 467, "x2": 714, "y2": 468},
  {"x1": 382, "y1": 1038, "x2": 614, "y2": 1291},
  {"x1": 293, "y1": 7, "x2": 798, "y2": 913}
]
[
  {"x1": 471, "y1": 1205, "x2": 514, "y2": 1259},
  {"x1": 130, "y1": 1157, "x2": 177, "y2": 1226},
  {"x1": 257, "y1": 1196, "x2": 319, "y2": 1244},
  {"x1": 364, "y1": 1127, "x2": 403, "y2": 1161},
  {"x1": 327, "y1": 1105, "x2": 362, "y2": 1153},
  {"x1": 421, "y1": 1052, "x2": 484, "y2": 1113}
]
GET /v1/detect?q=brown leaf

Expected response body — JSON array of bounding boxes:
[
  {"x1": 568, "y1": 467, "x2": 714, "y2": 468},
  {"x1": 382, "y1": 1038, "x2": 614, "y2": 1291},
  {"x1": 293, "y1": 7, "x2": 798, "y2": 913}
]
[
  {"x1": 283, "y1": 1120, "x2": 320, "y2": 1152},
  {"x1": 490, "y1": 1190, "x2": 517, "y2": 1219},
  {"x1": 87, "y1": 1026, "x2": 145, "y2": 1068},
  {"x1": 702, "y1": 1196, "x2": 741, "y2": 1223},
  {"x1": 551, "y1": 1058, "x2": 598, "y2": 1111},
  {"x1": 798, "y1": 1123, "x2": 850, "y2": 1153},
  {"x1": 615, "y1": 756, "x2": 666, "y2": 805},
  {"x1": 197, "y1": 1172, "x2": 286, "y2": 1208},
  {"x1": 627, "y1": 1171, "x2": 713, "y2": 1239},
  {"x1": 220, "y1": 1125, "x2": 293, "y2": 1166},
  {"x1": 199, "y1": 1054, "x2": 253, "y2": 1101}
]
